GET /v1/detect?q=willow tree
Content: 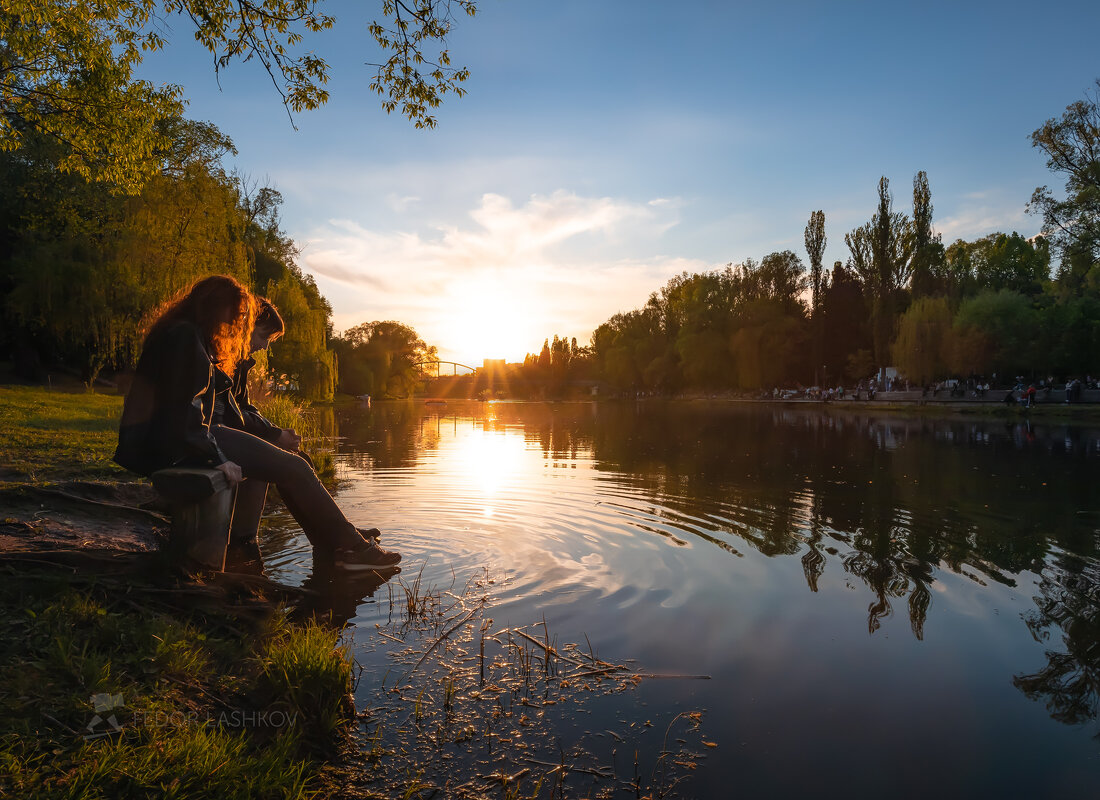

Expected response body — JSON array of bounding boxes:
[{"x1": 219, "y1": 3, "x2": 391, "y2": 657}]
[
  {"x1": 891, "y1": 297, "x2": 953, "y2": 385},
  {"x1": 267, "y1": 275, "x2": 337, "y2": 401},
  {"x1": 0, "y1": 120, "x2": 250, "y2": 384}
]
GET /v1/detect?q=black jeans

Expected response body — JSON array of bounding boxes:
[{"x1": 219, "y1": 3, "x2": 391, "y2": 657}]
[{"x1": 211, "y1": 425, "x2": 361, "y2": 550}]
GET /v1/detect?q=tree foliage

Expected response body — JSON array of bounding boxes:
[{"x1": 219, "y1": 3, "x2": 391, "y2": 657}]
[
  {"x1": 820, "y1": 262, "x2": 871, "y2": 381},
  {"x1": 2, "y1": 0, "x2": 477, "y2": 192},
  {"x1": 368, "y1": 0, "x2": 476, "y2": 127},
  {"x1": 332, "y1": 320, "x2": 436, "y2": 398},
  {"x1": 267, "y1": 274, "x2": 337, "y2": 401},
  {"x1": 591, "y1": 255, "x2": 809, "y2": 393},
  {"x1": 947, "y1": 232, "x2": 1050, "y2": 297},
  {"x1": 891, "y1": 296, "x2": 953, "y2": 385},
  {"x1": 804, "y1": 210, "x2": 826, "y2": 312},
  {"x1": 1, "y1": 122, "x2": 252, "y2": 384},
  {"x1": 0, "y1": 114, "x2": 340, "y2": 394},
  {"x1": 844, "y1": 177, "x2": 914, "y2": 371},
  {"x1": 952, "y1": 290, "x2": 1038, "y2": 378},
  {"x1": 909, "y1": 171, "x2": 942, "y2": 298},
  {"x1": 1, "y1": 0, "x2": 184, "y2": 192},
  {"x1": 1028, "y1": 79, "x2": 1100, "y2": 288}
]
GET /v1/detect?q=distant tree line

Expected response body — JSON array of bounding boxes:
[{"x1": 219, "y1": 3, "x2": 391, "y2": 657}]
[{"x1": 540, "y1": 82, "x2": 1100, "y2": 394}]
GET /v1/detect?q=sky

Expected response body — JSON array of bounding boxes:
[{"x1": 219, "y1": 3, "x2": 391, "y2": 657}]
[{"x1": 134, "y1": 0, "x2": 1100, "y2": 366}]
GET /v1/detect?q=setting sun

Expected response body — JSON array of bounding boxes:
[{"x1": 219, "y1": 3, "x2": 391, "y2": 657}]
[{"x1": 439, "y1": 275, "x2": 547, "y2": 366}]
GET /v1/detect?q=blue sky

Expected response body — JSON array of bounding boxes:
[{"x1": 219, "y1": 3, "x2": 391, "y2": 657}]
[{"x1": 136, "y1": 0, "x2": 1100, "y2": 364}]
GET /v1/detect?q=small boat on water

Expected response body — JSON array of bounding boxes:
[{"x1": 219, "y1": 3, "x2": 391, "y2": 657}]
[{"x1": 424, "y1": 399, "x2": 447, "y2": 406}]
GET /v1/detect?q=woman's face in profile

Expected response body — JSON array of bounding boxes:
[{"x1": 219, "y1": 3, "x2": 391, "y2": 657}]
[{"x1": 250, "y1": 330, "x2": 275, "y2": 353}]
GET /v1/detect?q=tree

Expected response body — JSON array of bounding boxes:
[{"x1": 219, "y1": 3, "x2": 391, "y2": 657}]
[
  {"x1": 1, "y1": 0, "x2": 185, "y2": 192},
  {"x1": 0, "y1": 121, "x2": 251, "y2": 384},
  {"x1": 591, "y1": 307, "x2": 666, "y2": 392},
  {"x1": 804, "y1": 210, "x2": 826, "y2": 384},
  {"x1": 942, "y1": 239, "x2": 978, "y2": 300},
  {"x1": 804, "y1": 211, "x2": 826, "y2": 312},
  {"x1": 848, "y1": 177, "x2": 913, "y2": 371},
  {"x1": 845, "y1": 220, "x2": 878, "y2": 282},
  {"x1": 892, "y1": 297, "x2": 953, "y2": 384},
  {"x1": 2, "y1": 0, "x2": 478, "y2": 192},
  {"x1": 1028, "y1": 79, "x2": 1100, "y2": 290},
  {"x1": 952, "y1": 290, "x2": 1038, "y2": 378},
  {"x1": 333, "y1": 320, "x2": 435, "y2": 398},
  {"x1": 751, "y1": 250, "x2": 808, "y2": 313},
  {"x1": 267, "y1": 275, "x2": 337, "y2": 400},
  {"x1": 971, "y1": 232, "x2": 1050, "y2": 296},
  {"x1": 820, "y1": 262, "x2": 870, "y2": 381},
  {"x1": 728, "y1": 300, "x2": 803, "y2": 389},
  {"x1": 909, "y1": 171, "x2": 942, "y2": 298},
  {"x1": 1035, "y1": 295, "x2": 1100, "y2": 376}
]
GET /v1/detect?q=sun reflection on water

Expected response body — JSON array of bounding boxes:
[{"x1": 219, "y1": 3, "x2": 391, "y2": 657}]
[{"x1": 454, "y1": 424, "x2": 527, "y2": 503}]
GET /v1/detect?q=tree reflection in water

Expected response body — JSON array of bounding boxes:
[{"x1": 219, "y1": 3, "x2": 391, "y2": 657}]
[
  {"x1": 333, "y1": 400, "x2": 1100, "y2": 731},
  {"x1": 1015, "y1": 554, "x2": 1100, "y2": 726}
]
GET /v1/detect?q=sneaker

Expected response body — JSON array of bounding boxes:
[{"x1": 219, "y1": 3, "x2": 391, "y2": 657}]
[{"x1": 334, "y1": 541, "x2": 402, "y2": 570}]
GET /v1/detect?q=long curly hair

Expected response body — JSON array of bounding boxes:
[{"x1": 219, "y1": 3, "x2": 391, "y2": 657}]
[{"x1": 144, "y1": 275, "x2": 255, "y2": 373}]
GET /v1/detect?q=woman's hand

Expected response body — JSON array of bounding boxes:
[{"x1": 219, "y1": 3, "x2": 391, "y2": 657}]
[
  {"x1": 276, "y1": 428, "x2": 302, "y2": 451},
  {"x1": 216, "y1": 461, "x2": 243, "y2": 486}
]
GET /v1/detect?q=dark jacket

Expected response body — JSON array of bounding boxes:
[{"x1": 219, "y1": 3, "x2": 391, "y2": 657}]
[
  {"x1": 114, "y1": 321, "x2": 229, "y2": 475},
  {"x1": 211, "y1": 356, "x2": 282, "y2": 443}
]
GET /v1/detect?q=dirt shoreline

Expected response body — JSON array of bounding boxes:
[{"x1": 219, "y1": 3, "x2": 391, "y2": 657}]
[{"x1": 0, "y1": 480, "x2": 168, "y2": 554}]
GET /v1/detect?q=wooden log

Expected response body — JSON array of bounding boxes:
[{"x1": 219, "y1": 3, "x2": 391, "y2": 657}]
[{"x1": 151, "y1": 468, "x2": 234, "y2": 571}]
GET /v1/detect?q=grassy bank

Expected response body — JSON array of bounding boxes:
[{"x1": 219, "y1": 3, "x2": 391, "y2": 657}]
[
  {"x1": 0, "y1": 385, "x2": 333, "y2": 485},
  {"x1": 0, "y1": 385, "x2": 128, "y2": 484},
  {"x1": 0, "y1": 383, "x2": 358, "y2": 797},
  {"x1": 0, "y1": 563, "x2": 355, "y2": 799}
]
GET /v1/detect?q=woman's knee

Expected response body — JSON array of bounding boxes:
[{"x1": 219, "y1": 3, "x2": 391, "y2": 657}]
[{"x1": 272, "y1": 448, "x2": 317, "y2": 484}]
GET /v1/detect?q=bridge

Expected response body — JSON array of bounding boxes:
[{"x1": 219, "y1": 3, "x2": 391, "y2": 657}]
[{"x1": 413, "y1": 360, "x2": 479, "y2": 377}]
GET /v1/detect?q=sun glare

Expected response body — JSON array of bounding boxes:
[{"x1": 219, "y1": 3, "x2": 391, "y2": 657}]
[
  {"x1": 457, "y1": 428, "x2": 525, "y2": 502},
  {"x1": 441, "y1": 277, "x2": 545, "y2": 366}
]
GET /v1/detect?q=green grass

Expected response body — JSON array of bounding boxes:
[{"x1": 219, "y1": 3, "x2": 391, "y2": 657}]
[
  {"x1": 0, "y1": 386, "x2": 127, "y2": 483},
  {"x1": 255, "y1": 617, "x2": 355, "y2": 749},
  {"x1": 0, "y1": 569, "x2": 356, "y2": 799},
  {"x1": 0, "y1": 385, "x2": 337, "y2": 484}
]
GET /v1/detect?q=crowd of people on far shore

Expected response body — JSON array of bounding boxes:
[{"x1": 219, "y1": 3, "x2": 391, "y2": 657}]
[
  {"x1": 762, "y1": 374, "x2": 1097, "y2": 405},
  {"x1": 769, "y1": 378, "x2": 896, "y2": 402}
]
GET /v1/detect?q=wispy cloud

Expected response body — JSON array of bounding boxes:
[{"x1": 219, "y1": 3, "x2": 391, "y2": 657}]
[
  {"x1": 937, "y1": 197, "x2": 1032, "y2": 241},
  {"x1": 301, "y1": 191, "x2": 700, "y2": 362},
  {"x1": 385, "y1": 193, "x2": 421, "y2": 212}
]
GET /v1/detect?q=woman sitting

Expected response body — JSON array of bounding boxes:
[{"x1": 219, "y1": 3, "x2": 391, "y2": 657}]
[
  {"x1": 213, "y1": 296, "x2": 382, "y2": 549},
  {"x1": 114, "y1": 275, "x2": 399, "y2": 570}
]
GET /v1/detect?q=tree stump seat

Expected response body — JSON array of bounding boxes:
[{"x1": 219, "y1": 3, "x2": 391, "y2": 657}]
[{"x1": 150, "y1": 468, "x2": 235, "y2": 571}]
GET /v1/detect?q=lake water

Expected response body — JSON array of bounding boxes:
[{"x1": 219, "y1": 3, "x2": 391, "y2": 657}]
[{"x1": 254, "y1": 401, "x2": 1100, "y2": 797}]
